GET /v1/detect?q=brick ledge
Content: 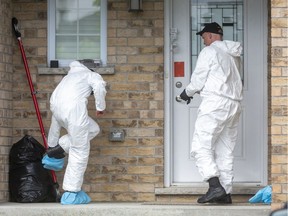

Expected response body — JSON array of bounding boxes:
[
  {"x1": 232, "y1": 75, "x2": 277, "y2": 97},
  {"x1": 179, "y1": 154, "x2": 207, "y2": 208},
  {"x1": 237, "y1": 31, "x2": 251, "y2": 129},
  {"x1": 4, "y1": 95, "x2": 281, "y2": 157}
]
[{"x1": 37, "y1": 65, "x2": 115, "y2": 75}]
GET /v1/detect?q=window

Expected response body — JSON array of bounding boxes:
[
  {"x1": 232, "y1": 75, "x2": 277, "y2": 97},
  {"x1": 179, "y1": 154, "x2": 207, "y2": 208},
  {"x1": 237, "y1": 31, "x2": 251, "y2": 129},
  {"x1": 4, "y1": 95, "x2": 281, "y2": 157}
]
[{"x1": 48, "y1": 0, "x2": 107, "y2": 67}]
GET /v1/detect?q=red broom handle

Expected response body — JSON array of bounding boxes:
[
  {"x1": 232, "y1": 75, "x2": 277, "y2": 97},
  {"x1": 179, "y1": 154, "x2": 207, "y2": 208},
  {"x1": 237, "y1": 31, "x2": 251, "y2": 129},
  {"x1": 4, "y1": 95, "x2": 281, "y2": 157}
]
[
  {"x1": 17, "y1": 38, "x2": 57, "y2": 183},
  {"x1": 17, "y1": 38, "x2": 48, "y2": 149},
  {"x1": 12, "y1": 17, "x2": 59, "y2": 198}
]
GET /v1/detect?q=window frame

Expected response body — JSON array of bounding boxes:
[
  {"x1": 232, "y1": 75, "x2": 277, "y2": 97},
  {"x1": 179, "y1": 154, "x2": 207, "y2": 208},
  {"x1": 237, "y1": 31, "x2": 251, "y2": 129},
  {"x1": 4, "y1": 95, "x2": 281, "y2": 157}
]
[{"x1": 47, "y1": 0, "x2": 107, "y2": 67}]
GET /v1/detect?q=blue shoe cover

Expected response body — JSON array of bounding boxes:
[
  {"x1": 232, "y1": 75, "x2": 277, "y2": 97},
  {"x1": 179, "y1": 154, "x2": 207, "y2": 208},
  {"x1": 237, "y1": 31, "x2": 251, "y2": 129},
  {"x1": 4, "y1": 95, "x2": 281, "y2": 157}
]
[
  {"x1": 249, "y1": 185, "x2": 272, "y2": 204},
  {"x1": 61, "y1": 191, "x2": 91, "y2": 205},
  {"x1": 42, "y1": 155, "x2": 64, "y2": 171},
  {"x1": 262, "y1": 185, "x2": 272, "y2": 204}
]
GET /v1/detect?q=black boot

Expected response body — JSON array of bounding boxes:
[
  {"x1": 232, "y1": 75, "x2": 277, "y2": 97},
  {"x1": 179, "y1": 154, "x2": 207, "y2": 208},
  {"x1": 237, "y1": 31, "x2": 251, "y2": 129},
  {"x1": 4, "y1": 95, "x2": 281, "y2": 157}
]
[
  {"x1": 209, "y1": 193, "x2": 232, "y2": 204},
  {"x1": 46, "y1": 144, "x2": 65, "y2": 159},
  {"x1": 197, "y1": 177, "x2": 226, "y2": 204}
]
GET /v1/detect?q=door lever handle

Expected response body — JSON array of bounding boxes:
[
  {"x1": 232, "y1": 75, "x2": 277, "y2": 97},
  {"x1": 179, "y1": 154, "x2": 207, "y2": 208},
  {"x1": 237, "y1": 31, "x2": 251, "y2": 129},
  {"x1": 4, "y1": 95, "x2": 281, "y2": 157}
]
[{"x1": 175, "y1": 95, "x2": 183, "y2": 102}]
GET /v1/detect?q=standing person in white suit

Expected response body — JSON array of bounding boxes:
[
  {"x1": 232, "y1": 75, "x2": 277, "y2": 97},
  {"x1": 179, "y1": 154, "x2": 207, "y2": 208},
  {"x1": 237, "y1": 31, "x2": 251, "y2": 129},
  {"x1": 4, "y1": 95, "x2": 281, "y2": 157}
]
[
  {"x1": 42, "y1": 61, "x2": 107, "y2": 205},
  {"x1": 179, "y1": 22, "x2": 243, "y2": 204}
]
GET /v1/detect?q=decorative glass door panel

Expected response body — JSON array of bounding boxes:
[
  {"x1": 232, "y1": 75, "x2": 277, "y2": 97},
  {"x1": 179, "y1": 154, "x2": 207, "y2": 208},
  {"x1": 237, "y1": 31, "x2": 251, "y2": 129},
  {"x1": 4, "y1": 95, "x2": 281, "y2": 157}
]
[
  {"x1": 191, "y1": 0, "x2": 244, "y2": 80},
  {"x1": 170, "y1": 0, "x2": 267, "y2": 187}
]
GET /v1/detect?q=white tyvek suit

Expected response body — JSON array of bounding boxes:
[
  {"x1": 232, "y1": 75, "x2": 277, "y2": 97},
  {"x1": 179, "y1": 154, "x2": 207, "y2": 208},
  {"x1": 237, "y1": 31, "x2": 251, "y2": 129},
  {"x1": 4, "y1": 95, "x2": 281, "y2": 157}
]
[
  {"x1": 185, "y1": 40, "x2": 243, "y2": 194},
  {"x1": 47, "y1": 61, "x2": 106, "y2": 192}
]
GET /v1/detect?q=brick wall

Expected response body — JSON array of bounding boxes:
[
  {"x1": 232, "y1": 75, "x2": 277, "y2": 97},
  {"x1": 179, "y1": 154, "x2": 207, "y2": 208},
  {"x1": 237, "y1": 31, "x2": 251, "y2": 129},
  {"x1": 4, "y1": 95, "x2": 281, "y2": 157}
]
[
  {"x1": 84, "y1": 0, "x2": 164, "y2": 202},
  {"x1": 10, "y1": 0, "x2": 164, "y2": 202},
  {"x1": 270, "y1": 0, "x2": 288, "y2": 210},
  {"x1": 12, "y1": 0, "x2": 48, "y2": 143},
  {"x1": 0, "y1": 0, "x2": 13, "y2": 202}
]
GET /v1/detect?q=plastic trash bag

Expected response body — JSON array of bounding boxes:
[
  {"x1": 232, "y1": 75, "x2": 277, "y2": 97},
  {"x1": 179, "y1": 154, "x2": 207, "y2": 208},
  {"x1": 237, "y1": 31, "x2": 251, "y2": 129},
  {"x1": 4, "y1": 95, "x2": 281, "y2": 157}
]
[
  {"x1": 9, "y1": 135, "x2": 57, "y2": 202},
  {"x1": 249, "y1": 185, "x2": 272, "y2": 204}
]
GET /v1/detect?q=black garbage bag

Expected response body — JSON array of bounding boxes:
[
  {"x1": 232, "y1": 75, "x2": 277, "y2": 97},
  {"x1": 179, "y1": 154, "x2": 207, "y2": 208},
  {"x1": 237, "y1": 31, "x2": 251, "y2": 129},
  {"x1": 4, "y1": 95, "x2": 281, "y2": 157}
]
[{"x1": 9, "y1": 135, "x2": 57, "y2": 202}]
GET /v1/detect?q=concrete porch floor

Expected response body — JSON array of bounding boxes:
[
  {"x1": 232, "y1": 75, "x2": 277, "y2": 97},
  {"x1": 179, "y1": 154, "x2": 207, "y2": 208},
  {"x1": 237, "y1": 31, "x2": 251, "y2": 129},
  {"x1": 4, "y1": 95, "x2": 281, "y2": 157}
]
[{"x1": 0, "y1": 202, "x2": 271, "y2": 216}]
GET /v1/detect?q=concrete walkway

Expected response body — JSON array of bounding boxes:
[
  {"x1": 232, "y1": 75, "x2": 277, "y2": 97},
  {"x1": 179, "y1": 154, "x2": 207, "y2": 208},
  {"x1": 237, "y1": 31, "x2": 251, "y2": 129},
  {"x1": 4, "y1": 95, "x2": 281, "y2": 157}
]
[{"x1": 0, "y1": 202, "x2": 271, "y2": 216}]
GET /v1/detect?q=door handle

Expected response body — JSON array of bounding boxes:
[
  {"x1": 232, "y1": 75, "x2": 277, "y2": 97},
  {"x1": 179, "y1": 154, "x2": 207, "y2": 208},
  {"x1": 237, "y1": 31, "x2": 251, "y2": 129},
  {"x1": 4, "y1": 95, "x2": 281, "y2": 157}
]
[{"x1": 175, "y1": 95, "x2": 183, "y2": 102}]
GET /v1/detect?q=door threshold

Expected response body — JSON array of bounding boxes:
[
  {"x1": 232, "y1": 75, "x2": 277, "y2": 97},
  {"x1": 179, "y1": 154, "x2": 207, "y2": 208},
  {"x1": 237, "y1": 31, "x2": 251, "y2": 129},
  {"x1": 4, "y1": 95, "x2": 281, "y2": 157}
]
[{"x1": 155, "y1": 185, "x2": 263, "y2": 195}]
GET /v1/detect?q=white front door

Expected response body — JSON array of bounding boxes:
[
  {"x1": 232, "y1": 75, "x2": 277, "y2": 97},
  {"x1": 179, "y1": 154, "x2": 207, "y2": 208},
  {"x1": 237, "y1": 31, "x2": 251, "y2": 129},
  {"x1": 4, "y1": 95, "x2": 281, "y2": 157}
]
[{"x1": 164, "y1": 0, "x2": 267, "y2": 188}]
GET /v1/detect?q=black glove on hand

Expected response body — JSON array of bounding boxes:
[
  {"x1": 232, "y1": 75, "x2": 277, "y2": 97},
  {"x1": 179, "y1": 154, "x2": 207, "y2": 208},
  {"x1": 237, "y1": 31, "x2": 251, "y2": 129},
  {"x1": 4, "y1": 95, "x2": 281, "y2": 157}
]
[{"x1": 180, "y1": 89, "x2": 193, "y2": 104}]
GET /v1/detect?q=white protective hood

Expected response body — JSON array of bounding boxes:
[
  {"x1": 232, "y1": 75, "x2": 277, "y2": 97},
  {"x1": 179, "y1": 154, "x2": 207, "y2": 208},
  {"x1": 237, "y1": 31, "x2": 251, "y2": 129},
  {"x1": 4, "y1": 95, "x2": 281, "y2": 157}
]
[
  {"x1": 50, "y1": 61, "x2": 107, "y2": 111},
  {"x1": 186, "y1": 40, "x2": 243, "y2": 101}
]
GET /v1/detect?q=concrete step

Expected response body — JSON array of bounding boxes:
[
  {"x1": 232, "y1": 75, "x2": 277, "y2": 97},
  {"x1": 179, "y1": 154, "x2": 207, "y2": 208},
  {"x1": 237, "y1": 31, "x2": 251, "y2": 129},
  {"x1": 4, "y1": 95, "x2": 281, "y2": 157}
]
[{"x1": 0, "y1": 202, "x2": 271, "y2": 216}]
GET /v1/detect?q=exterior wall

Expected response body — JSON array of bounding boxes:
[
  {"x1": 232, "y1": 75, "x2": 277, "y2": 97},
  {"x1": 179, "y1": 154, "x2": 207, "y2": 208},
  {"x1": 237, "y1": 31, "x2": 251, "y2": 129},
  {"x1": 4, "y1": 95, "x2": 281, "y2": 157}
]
[
  {"x1": 9, "y1": 0, "x2": 164, "y2": 202},
  {"x1": 0, "y1": 0, "x2": 286, "y2": 207},
  {"x1": 0, "y1": 0, "x2": 13, "y2": 202},
  {"x1": 270, "y1": 0, "x2": 288, "y2": 210},
  {"x1": 86, "y1": 0, "x2": 165, "y2": 202},
  {"x1": 12, "y1": 0, "x2": 48, "y2": 144}
]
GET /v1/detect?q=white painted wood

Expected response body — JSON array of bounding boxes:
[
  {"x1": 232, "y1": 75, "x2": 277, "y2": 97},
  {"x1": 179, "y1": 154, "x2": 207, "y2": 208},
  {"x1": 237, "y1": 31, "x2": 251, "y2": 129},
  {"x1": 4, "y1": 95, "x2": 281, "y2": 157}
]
[{"x1": 164, "y1": 0, "x2": 268, "y2": 188}]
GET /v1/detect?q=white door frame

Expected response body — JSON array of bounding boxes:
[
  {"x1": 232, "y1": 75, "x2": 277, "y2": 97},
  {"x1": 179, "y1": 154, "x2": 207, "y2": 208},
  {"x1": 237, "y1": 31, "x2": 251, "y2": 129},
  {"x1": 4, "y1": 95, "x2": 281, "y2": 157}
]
[
  {"x1": 163, "y1": 0, "x2": 268, "y2": 190},
  {"x1": 163, "y1": 0, "x2": 172, "y2": 187}
]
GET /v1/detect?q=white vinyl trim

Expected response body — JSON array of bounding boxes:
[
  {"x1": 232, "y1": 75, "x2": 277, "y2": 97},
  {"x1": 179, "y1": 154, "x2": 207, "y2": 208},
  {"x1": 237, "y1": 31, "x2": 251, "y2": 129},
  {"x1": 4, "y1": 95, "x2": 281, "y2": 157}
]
[{"x1": 164, "y1": 0, "x2": 173, "y2": 187}]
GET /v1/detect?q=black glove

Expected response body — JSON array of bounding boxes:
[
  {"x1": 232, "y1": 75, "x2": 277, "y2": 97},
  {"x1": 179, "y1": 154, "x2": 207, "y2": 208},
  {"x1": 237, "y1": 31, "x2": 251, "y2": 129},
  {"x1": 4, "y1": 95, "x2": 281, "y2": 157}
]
[{"x1": 180, "y1": 89, "x2": 193, "y2": 104}]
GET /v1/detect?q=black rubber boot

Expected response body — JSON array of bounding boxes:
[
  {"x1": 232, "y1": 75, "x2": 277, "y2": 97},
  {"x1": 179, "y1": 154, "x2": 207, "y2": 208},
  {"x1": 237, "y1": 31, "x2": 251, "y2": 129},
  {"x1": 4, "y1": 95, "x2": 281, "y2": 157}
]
[
  {"x1": 46, "y1": 144, "x2": 65, "y2": 159},
  {"x1": 197, "y1": 177, "x2": 226, "y2": 204},
  {"x1": 209, "y1": 193, "x2": 232, "y2": 204}
]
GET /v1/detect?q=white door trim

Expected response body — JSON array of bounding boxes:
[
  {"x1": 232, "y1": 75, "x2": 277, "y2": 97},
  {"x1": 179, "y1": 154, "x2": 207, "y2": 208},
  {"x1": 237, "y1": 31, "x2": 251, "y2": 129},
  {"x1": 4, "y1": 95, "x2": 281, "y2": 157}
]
[
  {"x1": 164, "y1": 0, "x2": 173, "y2": 187},
  {"x1": 163, "y1": 0, "x2": 268, "y2": 190}
]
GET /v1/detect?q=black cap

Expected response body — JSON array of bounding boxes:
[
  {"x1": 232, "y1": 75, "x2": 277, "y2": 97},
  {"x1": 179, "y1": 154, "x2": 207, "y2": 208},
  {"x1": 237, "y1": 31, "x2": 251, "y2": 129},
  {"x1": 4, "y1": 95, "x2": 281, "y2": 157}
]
[{"x1": 196, "y1": 22, "x2": 223, "y2": 36}]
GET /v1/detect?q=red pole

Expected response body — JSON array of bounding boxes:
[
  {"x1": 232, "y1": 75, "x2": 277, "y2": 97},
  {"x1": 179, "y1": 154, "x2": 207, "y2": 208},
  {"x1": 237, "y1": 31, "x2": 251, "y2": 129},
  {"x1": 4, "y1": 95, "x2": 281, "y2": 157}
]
[
  {"x1": 17, "y1": 38, "x2": 48, "y2": 148},
  {"x1": 12, "y1": 17, "x2": 60, "y2": 201},
  {"x1": 17, "y1": 37, "x2": 57, "y2": 183}
]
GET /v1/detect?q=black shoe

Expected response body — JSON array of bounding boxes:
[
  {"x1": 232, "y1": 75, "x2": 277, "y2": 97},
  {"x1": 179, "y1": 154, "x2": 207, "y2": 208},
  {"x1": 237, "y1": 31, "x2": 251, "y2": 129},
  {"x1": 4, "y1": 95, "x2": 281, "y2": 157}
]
[
  {"x1": 197, "y1": 186, "x2": 226, "y2": 203},
  {"x1": 209, "y1": 193, "x2": 232, "y2": 204},
  {"x1": 197, "y1": 177, "x2": 226, "y2": 204},
  {"x1": 46, "y1": 144, "x2": 65, "y2": 159}
]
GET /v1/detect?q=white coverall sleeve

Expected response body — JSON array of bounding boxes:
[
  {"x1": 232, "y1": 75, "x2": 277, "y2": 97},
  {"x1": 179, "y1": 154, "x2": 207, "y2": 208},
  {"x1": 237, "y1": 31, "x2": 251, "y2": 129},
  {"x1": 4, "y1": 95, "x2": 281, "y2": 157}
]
[
  {"x1": 90, "y1": 73, "x2": 107, "y2": 111},
  {"x1": 185, "y1": 48, "x2": 213, "y2": 97}
]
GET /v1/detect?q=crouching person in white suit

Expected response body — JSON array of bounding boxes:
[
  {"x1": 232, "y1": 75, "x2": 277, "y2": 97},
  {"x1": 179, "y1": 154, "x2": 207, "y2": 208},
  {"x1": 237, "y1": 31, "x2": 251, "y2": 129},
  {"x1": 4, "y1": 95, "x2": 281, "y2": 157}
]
[{"x1": 42, "y1": 61, "x2": 107, "y2": 205}]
